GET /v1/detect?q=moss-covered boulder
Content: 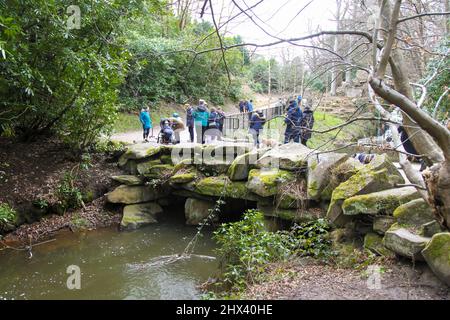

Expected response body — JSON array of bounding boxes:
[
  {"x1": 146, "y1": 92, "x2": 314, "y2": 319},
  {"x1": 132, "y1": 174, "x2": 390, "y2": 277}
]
[
  {"x1": 383, "y1": 224, "x2": 430, "y2": 260},
  {"x1": 373, "y1": 215, "x2": 396, "y2": 235},
  {"x1": 393, "y1": 198, "x2": 436, "y2": 226},
  {"x1": 257, "y1": 142, "x2": 312, "y2": 170},
  {"x1": 321, "y1": 158, "x2": 364, "y2": 200},
  {"x1": 227, "y1": 152, "x2": 257, "y2": 181},
  {"x1": 246, "y1": 168, "x2": 295, "y2": 197},
  {"x1": 111, "y1": 175, "x2": 144, "y2": 186},
  {"x1": 364, "y1": 232, "x2": 395, "y2": 258},
  {"x1": 118, "y1": 144, "x2": 162, "y2": 167},
  {"x1": 327, "y1": 168, "x2": 400, "y2": 227},
  {"x1": 421, "y1": 221, "x2": 443, "y2": 238},
  {"x1": 421, "y1": 232, "x2": 450, "y2": 286},
  {"x1": 321, "y1": 154, "x2": 403, "y2": 201},
  {"x1": 257, "y1": 204, "x2": 323, "y2": 223},
  {"x1": 184, "y1": 198, "x2": 217, "y2": 225},
  {"x1": 169, "y1": 166, "x2": 198, "y2": 184},
  {"x1": 143, "y1": 164, "x2": 175, "y2": 179},
  {"x1": 307, "y1": 153, "x2": 348, "y2": 200},
  {"x1": 120, "y1": 202, "x2": 163, "y2": 230},
  {"x1": 194, "y1": 175, "x2": 258, "y2": 200},
  {"x1": 136, "y1": 160, "x2": 164, "y2": 175},
  {"x1": 106, "y1": 185, "x2": 168, "y2": 204},
  {"x1": 342, "y1": 187, "x2": 420, "y2": 216}
]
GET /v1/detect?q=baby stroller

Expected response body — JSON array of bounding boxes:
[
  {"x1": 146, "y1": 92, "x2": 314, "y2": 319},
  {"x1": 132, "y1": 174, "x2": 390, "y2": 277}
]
[{"x1": 157, "y1": 118, "x2": 174, "y2": 145}]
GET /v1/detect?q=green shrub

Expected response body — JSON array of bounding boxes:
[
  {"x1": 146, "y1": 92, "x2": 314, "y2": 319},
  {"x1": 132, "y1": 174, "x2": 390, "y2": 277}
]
[
  {"x1": 56, "y1": 173, "x2": 83, "y2": 211},
  {"x1": 213, "y1": 210, "x2": 333, "y2": 293},
  {"x1": 0, "y1": 203, "x2": 16, "y2": 232}
]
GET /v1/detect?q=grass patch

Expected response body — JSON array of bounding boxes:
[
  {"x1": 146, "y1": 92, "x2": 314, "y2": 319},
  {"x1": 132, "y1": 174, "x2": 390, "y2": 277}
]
[{"x1": 263, "y1": 111, "x2": 372, "y2": 150}]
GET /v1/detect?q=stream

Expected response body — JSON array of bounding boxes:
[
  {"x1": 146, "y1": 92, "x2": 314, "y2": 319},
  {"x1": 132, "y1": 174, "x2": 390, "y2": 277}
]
[{"x1": 0, "y1": 214, "x2": 218, "y2": 300}]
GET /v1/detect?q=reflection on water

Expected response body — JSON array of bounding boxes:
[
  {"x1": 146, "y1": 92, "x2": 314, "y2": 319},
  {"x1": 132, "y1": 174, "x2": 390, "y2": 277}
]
[{"x1": 0, "y1": 220, "x2": 218, "y2": 300}]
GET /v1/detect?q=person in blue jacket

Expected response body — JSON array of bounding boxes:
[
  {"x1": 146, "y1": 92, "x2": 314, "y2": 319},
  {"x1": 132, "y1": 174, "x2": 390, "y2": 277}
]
[
  {"x1": 284, "y1": 99, "x2": 303, "y2": 143},
  {"x1": 193, "y1": 99, "x2": 210, "y2": 144},
  {"x1": 249, "y1": 110, "x2": 266, "y2": 147},
  {"x1": 139, "y1": 106, "x2": 153, "y2": 142}
]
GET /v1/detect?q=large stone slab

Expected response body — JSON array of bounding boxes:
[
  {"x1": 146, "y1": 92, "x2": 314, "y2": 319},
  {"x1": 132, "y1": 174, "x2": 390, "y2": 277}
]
[
  {"x1": 184, "y1": 198, "x2": 217, "y2": 225},
  {"x1": 111, "y1": 175, "x2": 144, "y2": 186},
  {"x1": 106, "y1": 185, "x2": 167, "y2": 204},
  {"x1": 246, "y1": 168, "x2": 295, "y2": 198},
  {"x1": 118, "y1": 144, "x2": 162, "y2": 166},
  {"x1": 257, "y1": 143, "x2": 313, "y2": 170},
  {"x1": 120, "y1": 202, "x2": 163, "y2": 230},
  {"x1": 143, "y1": 164, "x2": 175, "y2": 179},
  {"x1": 307, "y1": 153, "x2": 348, "y2": 200},
  {"x1": 393, "y1": 198, "x2": 436, "y2": 226},
  {"x1": 342, "y1": 187, "x2": 420, "y2": 216},
  {"x1": 321, "y1": 158, "x2": 364, "y2": 200},
  {"x1": 257, "y1": 204, "x2": 323, "y2": 223},
  {"x1": 383, "y1": 226, "x2": 430, "y2": 260},
  {"x1": 136, "y1": 160, "x2": 165, "y2": 175},
  {"x1": 373, "y1": 215, "x2": 396, "y2": 235},
  {"x1": 327, "y1": 168, "x2": 400, "y2": 227},
  {"x1": 421, "y1": 232, "x2": 450, "y2": 286},
  {"x1": 194, "y1": 175, "x2": 259, "y2": 201}
]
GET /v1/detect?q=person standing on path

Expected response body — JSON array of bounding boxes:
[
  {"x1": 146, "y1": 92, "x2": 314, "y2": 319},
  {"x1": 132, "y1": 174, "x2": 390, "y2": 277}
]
[
  {"x1": 217, "y1": 107, "x2": 225, "y2": 134},
  {"x1": 139, "y1": 106, "x2": 152, "y2": 142},
  {"x1": 185, "y1": 103, "x2": 195, "y2": 142},
  {"x1": 193, "y1": 99, "x2": 209, "y2": 144},
  {"x1": 300, "y1": 101, "x2": 314, "y2": 146},
  {"x1": 249, "y1": 110, "x2": 266, "y2": 148},
  {"x1": 284, "y1": 99, "x2": 303, "y2": 144}
]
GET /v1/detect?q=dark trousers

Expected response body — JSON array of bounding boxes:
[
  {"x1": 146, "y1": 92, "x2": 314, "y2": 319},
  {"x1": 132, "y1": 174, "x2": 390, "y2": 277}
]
[
  {"x1": 284, "y1": 128, "x2": 300, "y2": 144},
  {"x1": 143, "y1": 127, "x2": 150, "y2": 139},
  {"x1": 188, "y1": 126, "x2": 194, "y2": 142},
  {"x1": 301, "y1": 138, "x2": 308, "y2": 146}
]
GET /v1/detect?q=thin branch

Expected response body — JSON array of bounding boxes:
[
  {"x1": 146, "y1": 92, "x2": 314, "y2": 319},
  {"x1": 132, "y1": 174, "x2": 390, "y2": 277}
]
[{"x1": 397, "y1": 11, "x2": 450, "y2": 24}]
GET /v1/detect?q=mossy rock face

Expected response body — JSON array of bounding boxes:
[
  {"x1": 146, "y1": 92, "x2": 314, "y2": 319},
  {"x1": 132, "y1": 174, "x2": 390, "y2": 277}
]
[
  {"x1": 169, "y1": 167, "x2": 198, "y2": 184},
  {"x1": 120, "y1": 202, "x2": 163, "y2": 230},
  {"x1": 160, "y1": 154, "x2": 173, "y2": 165},
  {"x1": 197, "y1": 161, "x2": 231, "y2": 175},
  {"x1": 307, "y1": 153, "x2": 348, "y2": 200},
  {"x1": 277, "y1": 193, "x2": 302, "y2": 209},
  {"x1": 121, "y1": 159, "x2": 138, "y2": 175},
  {"x1": 364, "y1": 232, "x2": 395, "y2": 258},
  {"x1": 368, "y1": 154, "x2": 403, "y2": 180},
  {"x1": 227, "y1": 152, "x2": 259, "y2": 181},
  {"x1": 342, "y1": 187, "x2": 420, "y2": 216},
  {"x1": 393, "y1": 198, "x2": 436, "y2": 226},
  {"x1": 111, "y1": 175, "x2": 144, "y2": 186},
  {"x1": 184, "y1": 198, "x2": 217, "y2": 225},
  {"x1": 256, "y1": 143, "x2": 312, "y2": 170},
  {"x1": 321, "y1": 158, "x2": 364, "y2": 200},
  {"x1": 420, "y1": 221, "x2": 444, "y2": 238},
  {"x1": 194, "y1": 175, "x2": 257, "y2": 200},
  {"x1": 421, "y1": 232, "x2": 450, "y2": 286},
  {"x1": 118, "y1": 144, "x2": 162, "y2": 167},
  {"x1": 136, "y1": 160, "x2": 164, "y2": 175},
  {"x1": 143, "y1": 164, "x2": 175, "y2": 179},
  {"x1": 257, "y1": 204, "x2": 323, "y2": 223},
  {"x1": 106, "y1": 185, "x2": 168, "y2": 204},
  {"x1": 327, "y1": 168, "x2": 397, "y2": 227},
  {"x1": 246, "y1": 168, "x2": 295, "y2": 197},
  {"x1": 373, "y1": 215, "x2": 396, "y2": 235},
  {"x1": 383, "y1": 226, "x2": 430, "y2": 261}
]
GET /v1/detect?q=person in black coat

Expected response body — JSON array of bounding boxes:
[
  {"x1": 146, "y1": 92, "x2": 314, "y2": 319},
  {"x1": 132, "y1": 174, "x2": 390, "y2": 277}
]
[{"x1": 300, "y1": 103, "x2": 314, "y2": 146}]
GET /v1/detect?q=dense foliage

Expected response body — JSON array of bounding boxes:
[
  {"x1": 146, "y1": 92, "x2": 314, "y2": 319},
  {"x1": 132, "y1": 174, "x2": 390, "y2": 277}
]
[
  {"x1": 119, "y1": 15, "x2": 246, "y2": 110},
  {"x1": 213, "y1": 210, "x2": 332, "y2": 293},
  {"x1": 0, "y1": 0, "x2": 249, "y2": 148},
  {"x1": 0, "y1": 202, "x2": 16, "y2": 233},
  {"x1": 420, "y1": 39, "x2": 449, "y2": 122}
]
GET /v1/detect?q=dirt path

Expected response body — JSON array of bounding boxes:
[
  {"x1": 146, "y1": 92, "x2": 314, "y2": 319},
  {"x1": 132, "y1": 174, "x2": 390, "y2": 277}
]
[{"x1": 245, "y1": 258, "x2": 449, "y2": 300}]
